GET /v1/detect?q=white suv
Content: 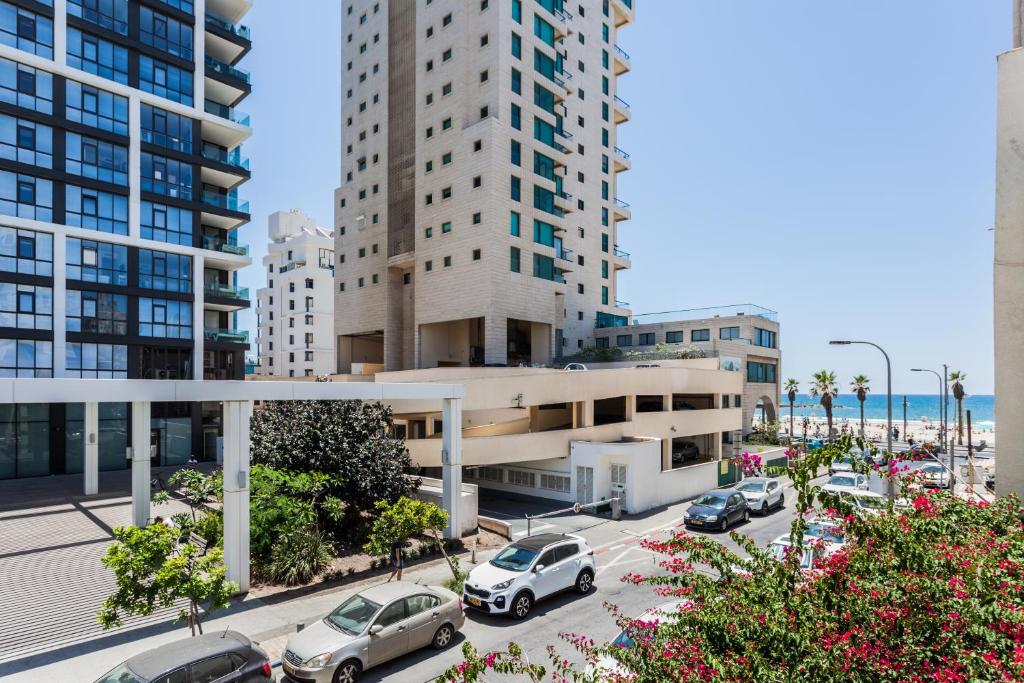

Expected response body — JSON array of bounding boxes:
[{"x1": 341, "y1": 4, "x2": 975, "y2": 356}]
[{"x1": 463, "y1": 533, "x2": 596, "y2": 619}]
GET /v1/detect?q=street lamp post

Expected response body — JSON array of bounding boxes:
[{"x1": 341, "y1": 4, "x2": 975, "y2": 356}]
[
  {"x1": 830, "y1": 340, "x2": 893, "y2": 500},
  {"x1": 912, "y1": 367, "x2": 953, "y2": 493},
  {"x1": 942, "y1": 364, "x2": 950, "y2": 458}
]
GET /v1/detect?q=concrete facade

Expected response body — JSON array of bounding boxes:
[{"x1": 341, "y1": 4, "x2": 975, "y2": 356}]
[
  {"x1": 255, "y1": 209, "x2": 335, "y2": 378},
  {"x1": 334, "y1": 0, "x2": 636, "y2": 372},
  {"x1": 995, "y1": 25, "x2": 1024, "y2": 499}
]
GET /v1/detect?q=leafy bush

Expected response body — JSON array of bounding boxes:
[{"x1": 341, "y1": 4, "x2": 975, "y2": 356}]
[
  {"x1": 746, "y1": 420, "x2": 783, "y2": 445},
  {"x1": 441, "y1": 555, "x2": 468, "y2": 594},
  {"x1": 263, "y1": 525, "x2": 335, "y2": 586}
]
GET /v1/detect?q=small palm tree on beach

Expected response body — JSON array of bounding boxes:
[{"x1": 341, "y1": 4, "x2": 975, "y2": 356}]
[
  {"x1": 850, "y1": 375, "x2": 871, "y2": 439},
  {"x1": 950, "y1": 371, "x2": 967, "y2": 446},
  {"x1": 808, "y1": 370, "x2": 840, "y2": 443},
  {"x1": 784, "y1": 379, "x2": 799, "y2": 441}
]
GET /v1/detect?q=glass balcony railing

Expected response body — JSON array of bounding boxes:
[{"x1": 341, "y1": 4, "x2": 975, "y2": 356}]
[
  {"x1": 614, "y1": 145, "x2": 630, "y2": 160},
  {"x1": 201, "y1": 191, "x2": 250, "y2": 214},
  {"x1": 614, "y1": 247, "x2": 631, "y2": 258},
  {"x1": 614, "y1": 198, "x2": 631, "y2": 209},
  {"x1": 204, "y1": 327, "x2": 249, "y2": 344},
  {"x1": 204, "y1": 55, "x2": 251, "y2": 85},
  {"x1": 202, "y1": 235, "x2": 249, "y2": 255},
  {"x1": 140, "y1": 129, "x2": 192, "y2": 154},
  {"x1": 557, "y1": 247, "x2": 574, "y2": 262},
  {"x1": 615, "y1": 299, "x2": 631, "y2": 308},
  {"x1": 205, "y1": 13, "x2": 251, "y2": 41},
  {"x1": 614, "y1": 44, "x2": 631, "y2": 63},
  {"x1": 614, "y1": 95, "x2": 631, "y2": 111},
  {"x1": 201, "y1": 145, "x2": 250, "y2": 171},
  {"x1": 204, "y1": 282, "x2": 249, "y2": 301},
  {"x1": 204, "y1": 100, "x2": 251, "y2": 126},
  {"x1": 278, "y1": 261, "x2": 306, "y2": 273}
]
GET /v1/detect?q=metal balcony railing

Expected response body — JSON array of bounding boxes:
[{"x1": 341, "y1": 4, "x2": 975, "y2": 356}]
[
  {"x1": 205, "y1": 13, "x2": 251, "y2": 40},
  {"x1": 204, "y1": 282, "x2": 250, "y2": 301},
  {"x1": 614, "y1": 95, "x2": 631, "y2": 110},
  {"x1": 202, "y1": 235, "x2": 249, "y2": 255},
  {"x1": 204, "y1": 100, "x2": 251, "y2": 126},
  {"x1": 204, "y1": 55, "x2": 251, "y2": 85},
  {"x1": 204, "y1": 327, "x2": 249, "y2": 343},
  {"x1": 614, "y1": 44, "x2": 631, "y2": 62},
  {"x1": 614, "y1": 146, "x2": 630, "y2": 160},
  {"x1": 278, "y1": 261, "x2": 306, "y2": 273}
]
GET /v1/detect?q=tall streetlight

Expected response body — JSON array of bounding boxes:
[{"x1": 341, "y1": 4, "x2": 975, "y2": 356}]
[
  {"x1": 830, "y1": 340, "x2": 893, "y2": 500},
  {"x1": 912, "y1": 367, "x2": 953, "y2": 493}
]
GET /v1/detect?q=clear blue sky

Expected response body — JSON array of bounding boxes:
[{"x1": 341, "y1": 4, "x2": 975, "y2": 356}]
[{"x1": 235, "y1": 0, "x2": 1005, "y2": 395}]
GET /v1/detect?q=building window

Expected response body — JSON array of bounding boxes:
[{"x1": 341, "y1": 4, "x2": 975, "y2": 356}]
[
  {"x1": 139, "y1": 6, "x2": 193, "y2": 60},
  {"x1": 0, "y1": 171, "x2": 51, "y2": 221},
  {"x1": 139, "y1": 297, "x2": 192, "y2": 339},
  {"x1": 0, "y1": 2, "x2": 54, "y2": 58},
  {"x1": 141, "y1": 201, "x2": 192, "y2": 245},
  {"x1": 139, "y1": 55, "x2": 193, "y2": 105},
  {"x1": 139, "y1": 250, "x2": 192, "y2": 293},
  {"x1": 0, "y1": 58, "x2": 51, "y2": 114},
  {"x1": 0, "y1": 114, "x2": 51, "y2": 168},
  {"x1": 719, "y1": 326, "x2": 740, "y2": 341},
  {"x1": 747, "y1": 362, "x2": 777, "y2": 384},
  {"x1": 66, "y1": 237, "x2": 128, "y2": 285},
  {"x1": 0, "y1": 338, "x2": 51, "y2": 377},
  {"x1": 141, "y1": 103, "x2": 193, "y2": 153},
  {"x1": 638, "y1": 332, "x2": 655, "y2": 346},
  {"x1": 0, "y1": 282, "x2": 51, "y2": 330},
  {"x1": 666, "y1": 331, "x2": 684, "y2": 344},
  {"x1": 508, "y1": 470, "x2": 536, "y2": 488},
  {"x1": 66, "y1": 80, "x2": 128, "y2": 135},
  {"x1": 539, "y1": 473, "x2": 570, "y2": 492},
  {"x1": 601, "y1": 285, "x2": 608, "y2": 305},
  {"x1": 67, "y1": 28, "x2": 128, "y2": 84},
  {"x1": 141, "y1": 152, "x2": 192, "y2": 199},
  {"x1": 510, "y1": 211, "x2": 520, "y2": 236},
  {"x1": 66, "y1": 132, "x2": 128, "y2": 185},
  {"x1": 754, "y1": 327, "x2": 777, "y2": 348},
  {"x1": 510, "y1": 246, "x2": 520, "y2": 273},
  {"x1": 723, "y1": 395, "x2": 730, "y2": 409},
  {"x1": 66, "y1": 185, "x2": 128, "y2": 235},
  {"x1": 472, "y1": 248, "x2": 481, "y2": 260},
  {"x1": 65, "y1": 289, "x2": 127, "y2": 334},
  {"x1": 596, "y1": 337, "x2": 610, "y2": 349},
  {"x1": 67, "y1": 0, "x2": 129, "y2": 35},
  {"x1": 691, "y1": 328, "x2": 710, "y2": 342},
  {"x1": 66, "y1": 343, "x2": 128, "y2": 378},
  {"x1": 616, "y1": 334, "x2": 632, "y2": 347},
  {"x1": 0, "y1": 227, "x2": 51, "y2": 276}
]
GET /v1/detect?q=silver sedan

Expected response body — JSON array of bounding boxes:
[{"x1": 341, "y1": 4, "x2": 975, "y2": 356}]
[{"x1": 281, "y1": 582, "x2": 465, "y2": 683}]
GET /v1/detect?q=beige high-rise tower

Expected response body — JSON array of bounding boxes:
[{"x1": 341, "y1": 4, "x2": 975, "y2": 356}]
[{"x1": 334, "y1": 0, "x2": 635, "y2": 372}]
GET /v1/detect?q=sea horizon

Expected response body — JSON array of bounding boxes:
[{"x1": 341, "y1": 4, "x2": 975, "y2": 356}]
[{"x1": 776, "y1": 393, "x2": 995, "y2": 426}]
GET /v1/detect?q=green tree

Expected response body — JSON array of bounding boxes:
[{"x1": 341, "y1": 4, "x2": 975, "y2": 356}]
[
  {"x1": 784, "y1": 378, "x2": 799, "y2": 441},
  {"x1": 98, "y1": 524, "x2": 236, "y2": 636},
  {"x1": 950, "y1": 370, "x2": 967, "y2": 445},
  {"x1": 808, "y1": 369, "x2": 840, "y2": 443},
  {"x1": 250, "y1": 400, "x2": 416, "y2": 521},
  {"x1": 154, "y1": 467, "x2": 221, "y2": 537},
  {"x1": 849, "y1": 374, "x2": 871, "y2": 438},
  {"x1": 364, "y1": 496, "x2": 460, "y2": 581}
]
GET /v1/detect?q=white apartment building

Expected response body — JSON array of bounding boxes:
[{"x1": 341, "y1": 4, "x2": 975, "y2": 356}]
[
  {"x1": 0, "y1": 0, "x2": 254, "y2": 478},
  {"x1": 256, "y1": 209, "x2": 335, "y2": 377},
  {"x1": 334, "y1": 0, "x2": 636, "y2": 372}
]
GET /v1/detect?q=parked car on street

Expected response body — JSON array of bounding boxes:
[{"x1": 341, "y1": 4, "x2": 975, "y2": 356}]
[
  {"x1": 828, "y1": 455, "x2": 859, "y2": 476},
  {"x1": 281, "y1": 583, "x2": 465, "y2": 683},
  {"x1": 591, "y1": 600, "x2": 690, "y2": 676},
  {"x1": 463, "y1": 533, "x2": 595, "y2": 620},
  {"x1": 732, "y1": 477, "x2": 785, "y2": 515},
  {"x1": 683, "y1": 490, "x2": 750, "y2": 532},
  {"x1": 840, "y1": 490, "x2": 888, "y2": 517},
  {"x1": 821, "y1": 473, "x2": 869, "y2": 494},
  {"x1": 918, "y1": 463, "x2": 949, "y2": 489},
  {"x1": 805, "y1": 516, "x2": 848, "y2": 555},
  {"x1": 767, "y1": 534, "x2": 822, "y2": 571},
  {"x1": 94, "y1": 631, "x2": 272, "y2": 683},
  {"x1": 563, "y1": 363, "x2": 588, "y2": 371}
]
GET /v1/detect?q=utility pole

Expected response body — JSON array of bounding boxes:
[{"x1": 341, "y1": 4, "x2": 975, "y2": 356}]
[
  {"x1": 943, "y1": 364, "x2": 952, "y2": 490},
  {"x1": 1016, "y1": 0, "x2": 1023, "y2": 49},
  {"x1": 902, "y1": 395, "x2": 908, "y2": 442}
]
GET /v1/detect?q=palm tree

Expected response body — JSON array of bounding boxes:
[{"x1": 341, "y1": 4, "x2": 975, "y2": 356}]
[
  {"x1": 784, "y1": 379, "x2": 799, "y2": 441},
  {"x1": 808, "y1": 370, "x2": 840, "y2": 443},
  {"x1": 950, "y1": 371, "x2": 967, "y2": 445},
  {"x1": 850, "y1": 375, "x2": 871, "y2": 439}
]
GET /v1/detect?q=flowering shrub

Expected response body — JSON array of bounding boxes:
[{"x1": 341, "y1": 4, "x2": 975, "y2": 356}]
[
  {"x1": 438, "y1": 437, "x2": 1024, "y2": 682},
  {"x1": 732, "y1": 451, "x2": 763, "y2": 477}
]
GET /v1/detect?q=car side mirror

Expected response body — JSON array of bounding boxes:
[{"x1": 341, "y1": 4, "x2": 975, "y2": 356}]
[
  {"x1": 369, "y1": 624, "x2": 383, "y2": 635},
  {"x1": 534, "y1": 564, "x2": 545, "y2": 573}
]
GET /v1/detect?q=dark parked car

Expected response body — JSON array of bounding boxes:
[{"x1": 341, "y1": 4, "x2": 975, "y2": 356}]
[
  {"x1": 94, "y1": 630, "x2": 273, "y2": 683},
  {"x1": 683, "y1": 490, "x2": 750, "y2": 532},
  {"x1": 671, "y1": 441, "x2": 700, "y2": 464}
]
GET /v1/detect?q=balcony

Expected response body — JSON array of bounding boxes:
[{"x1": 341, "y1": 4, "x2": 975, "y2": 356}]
[
  {"x1": 140, "y1": 129, "x2": 191, "y2": 154},
  {"x1": 551, "y1": 6, "x2": 572, "y2": 38},
  {"x1": 614, "y1": 198, "x2": 632, "y2": 221},
  {"x1": 204, "y1": 281, "x2": 250, "y2": 311},
  {"x1": 205, "y1": 55, "x2": 251, "y2": 108},
  {"x1": 202, "y1": 235, "x2": 249, "y2": 256},
  {"x1": 205, "y1": 13, "x2": 251, "y2": 65},
  {"x1": 200, "y1": 143, "x2": 250, "y2": 187},
  {"x1": 557, "y1": 246, "x2": 574, "y2": 264},
  {"x1": 613, "y1": 95, "x2": 631, "y2": 123},
  {"x1": 613, "y1": 145, "x2": 632, "y2": 172},
  {"x1": 201, "y1": 144, "x2": 249, "y2": 171},
  {"x1": 278, "y1": 260, "x2": 306, "y2": 273},
  {"x1": 202, "y1": 190, "x2": 249, "y2": 215},
  {"x1": 204, "y1": 327, "x2": 249, "y2": 345},
  {"x1": 204, "y1": 99, "x2": 251, "y2": 127},
  {"x1": 612, "y1": 246, "x2": 631, "y2": 270},
  {"x1": 613, "y1": 44, "x2": 631, "y2": 74},
  {"x1": 610, "y1": 0, "x2": 635, "y2": 28}
]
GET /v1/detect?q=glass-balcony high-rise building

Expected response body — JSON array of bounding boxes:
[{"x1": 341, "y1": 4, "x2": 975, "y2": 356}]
[{"x1": 0, "y1": 0, "x2": 252, "y2": 480}]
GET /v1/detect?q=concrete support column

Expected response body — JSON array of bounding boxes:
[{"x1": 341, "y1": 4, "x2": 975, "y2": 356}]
[
  {"x1": 484, "y1": 315, "x2": 506, "y2": 366},
  {"x1": 441, "y1": 398, "x2": 463, "y2": 539},
  {"x1": 84, "y1": 402, "x2": 99, "y2": 495},
  {"x1": 222, "y1": 400, "x2": 252, "y2": 593},
  {"x1": 581, "y1": 400, "x2": 595, "y2": 427},
  {"x1": 625, "y1": 395, "x2": 636, "y2": 421},
  {"x1": 662, "y1": 394, "x2": 672, "y2": 412},
  {"x1": 131, "y1": 401, "x2": 151, "y2": 527}
]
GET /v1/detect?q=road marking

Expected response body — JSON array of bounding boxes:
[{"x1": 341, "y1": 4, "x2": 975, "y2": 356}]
[
  {"x1": 597, "y1": 548, "x2": 635, "y2": 575},
  {"x1": 513, "y1": 522, "x2": 555, "y2": 537}
]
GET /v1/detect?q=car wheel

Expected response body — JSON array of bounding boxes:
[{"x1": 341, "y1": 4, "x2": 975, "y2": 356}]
[
  {"x1": 333, "y1": 660, "x2": 362, "y2": 683},
  {"x1": 575, "y1": 570, "x2": 594, "y2": 594},
  {"x1": 511, "y1": 592, "x2": 533, "y2": 620},
  {"x1": 760, "y1": 502, "x2": 768, "y2": 515},
  {"x1": 778, "y1": 493, "x2": 785, "y2": 508},
  {"x1": 743, "y1": 509, "x2": 750, "y2": 523},
  {"x1": 719, "y1": 518, "x2": 728, "y2": 532},
  {"x1": 432, "y1": 623, "x2": 455, "y2": 649}
]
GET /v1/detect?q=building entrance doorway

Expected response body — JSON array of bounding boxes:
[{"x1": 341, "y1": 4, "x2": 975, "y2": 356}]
[{"x1": 576, "y1": 466, "x2": 594, "y2": 505}]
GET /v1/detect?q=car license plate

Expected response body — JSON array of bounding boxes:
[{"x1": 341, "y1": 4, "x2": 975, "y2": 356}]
[
  {"x1": 690, "y1": 519, "x2": 702, "y2": 526},
  {"x1": 468, "y1": 596, "x2": 482, "y2": 607},
  {"x1": 283, "y1": 662, "x2": 295, "y2": 676}
]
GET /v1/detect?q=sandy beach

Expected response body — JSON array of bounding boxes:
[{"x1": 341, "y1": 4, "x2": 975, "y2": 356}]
[{"x1": 779, "y1": 416, "x2": 996, "y2": 450}]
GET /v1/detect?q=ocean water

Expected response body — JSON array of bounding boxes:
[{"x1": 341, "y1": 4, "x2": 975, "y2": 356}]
[{"x1": 777, "y1": 393, "x2": 995, "y2": 426}]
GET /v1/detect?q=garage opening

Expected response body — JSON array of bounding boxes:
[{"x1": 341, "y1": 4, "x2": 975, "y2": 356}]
[
  {"x1": 594, "y1": 396, "x2": 628, "y2": 426},
  {"x1": 667, "y1": 433, "x2": 716, "y2": 470},
  {"x1": 672, "y1": 394, "x2": 714, "y2": 411},
  {"x1": 636, "y1": 395, "x2": 666, "y2": 413}
]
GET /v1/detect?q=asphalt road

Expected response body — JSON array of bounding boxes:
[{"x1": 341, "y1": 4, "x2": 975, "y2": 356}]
[{"x1": 360, "y1": 497, "x2": 802, "y2": 683}]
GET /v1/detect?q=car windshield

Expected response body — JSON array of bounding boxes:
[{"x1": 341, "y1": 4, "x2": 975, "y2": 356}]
[
  {"x1": 769, "y1": 542, "x2": 813, "y2": 569},
  {"x1": 854, "y1": 495, "x2": 886, "y2": 510},
  {"x1": 610, "y1": 629, "x2": 636, "y2": 649},
  {"x1": 838, "y1": 456, "x2": 854, "y2": 464},
  {"x1": 736, "y1": 481, "x2": 765, "y2": 493},
  {"x1": 693, "y1": 494, "x2": 727, "y2": 509},
  {"x1": 490, "y1": 544, "x2": 540, "y2": 572},
  {"x1": 326, "y1": 594, "x2": 382, "y2": 635},
  {"x1": 806, "y1": 523, "x2": 845, "y2": 544},
  {"x1": 829, "y1": 475, "x2": 857, "y2": 487},
  {"x1": 922, "y1": 465, "x2": 943, "y2": 474},
  {"x1": 94, "y1": 664, "x2": 143, "y2": 683}
]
